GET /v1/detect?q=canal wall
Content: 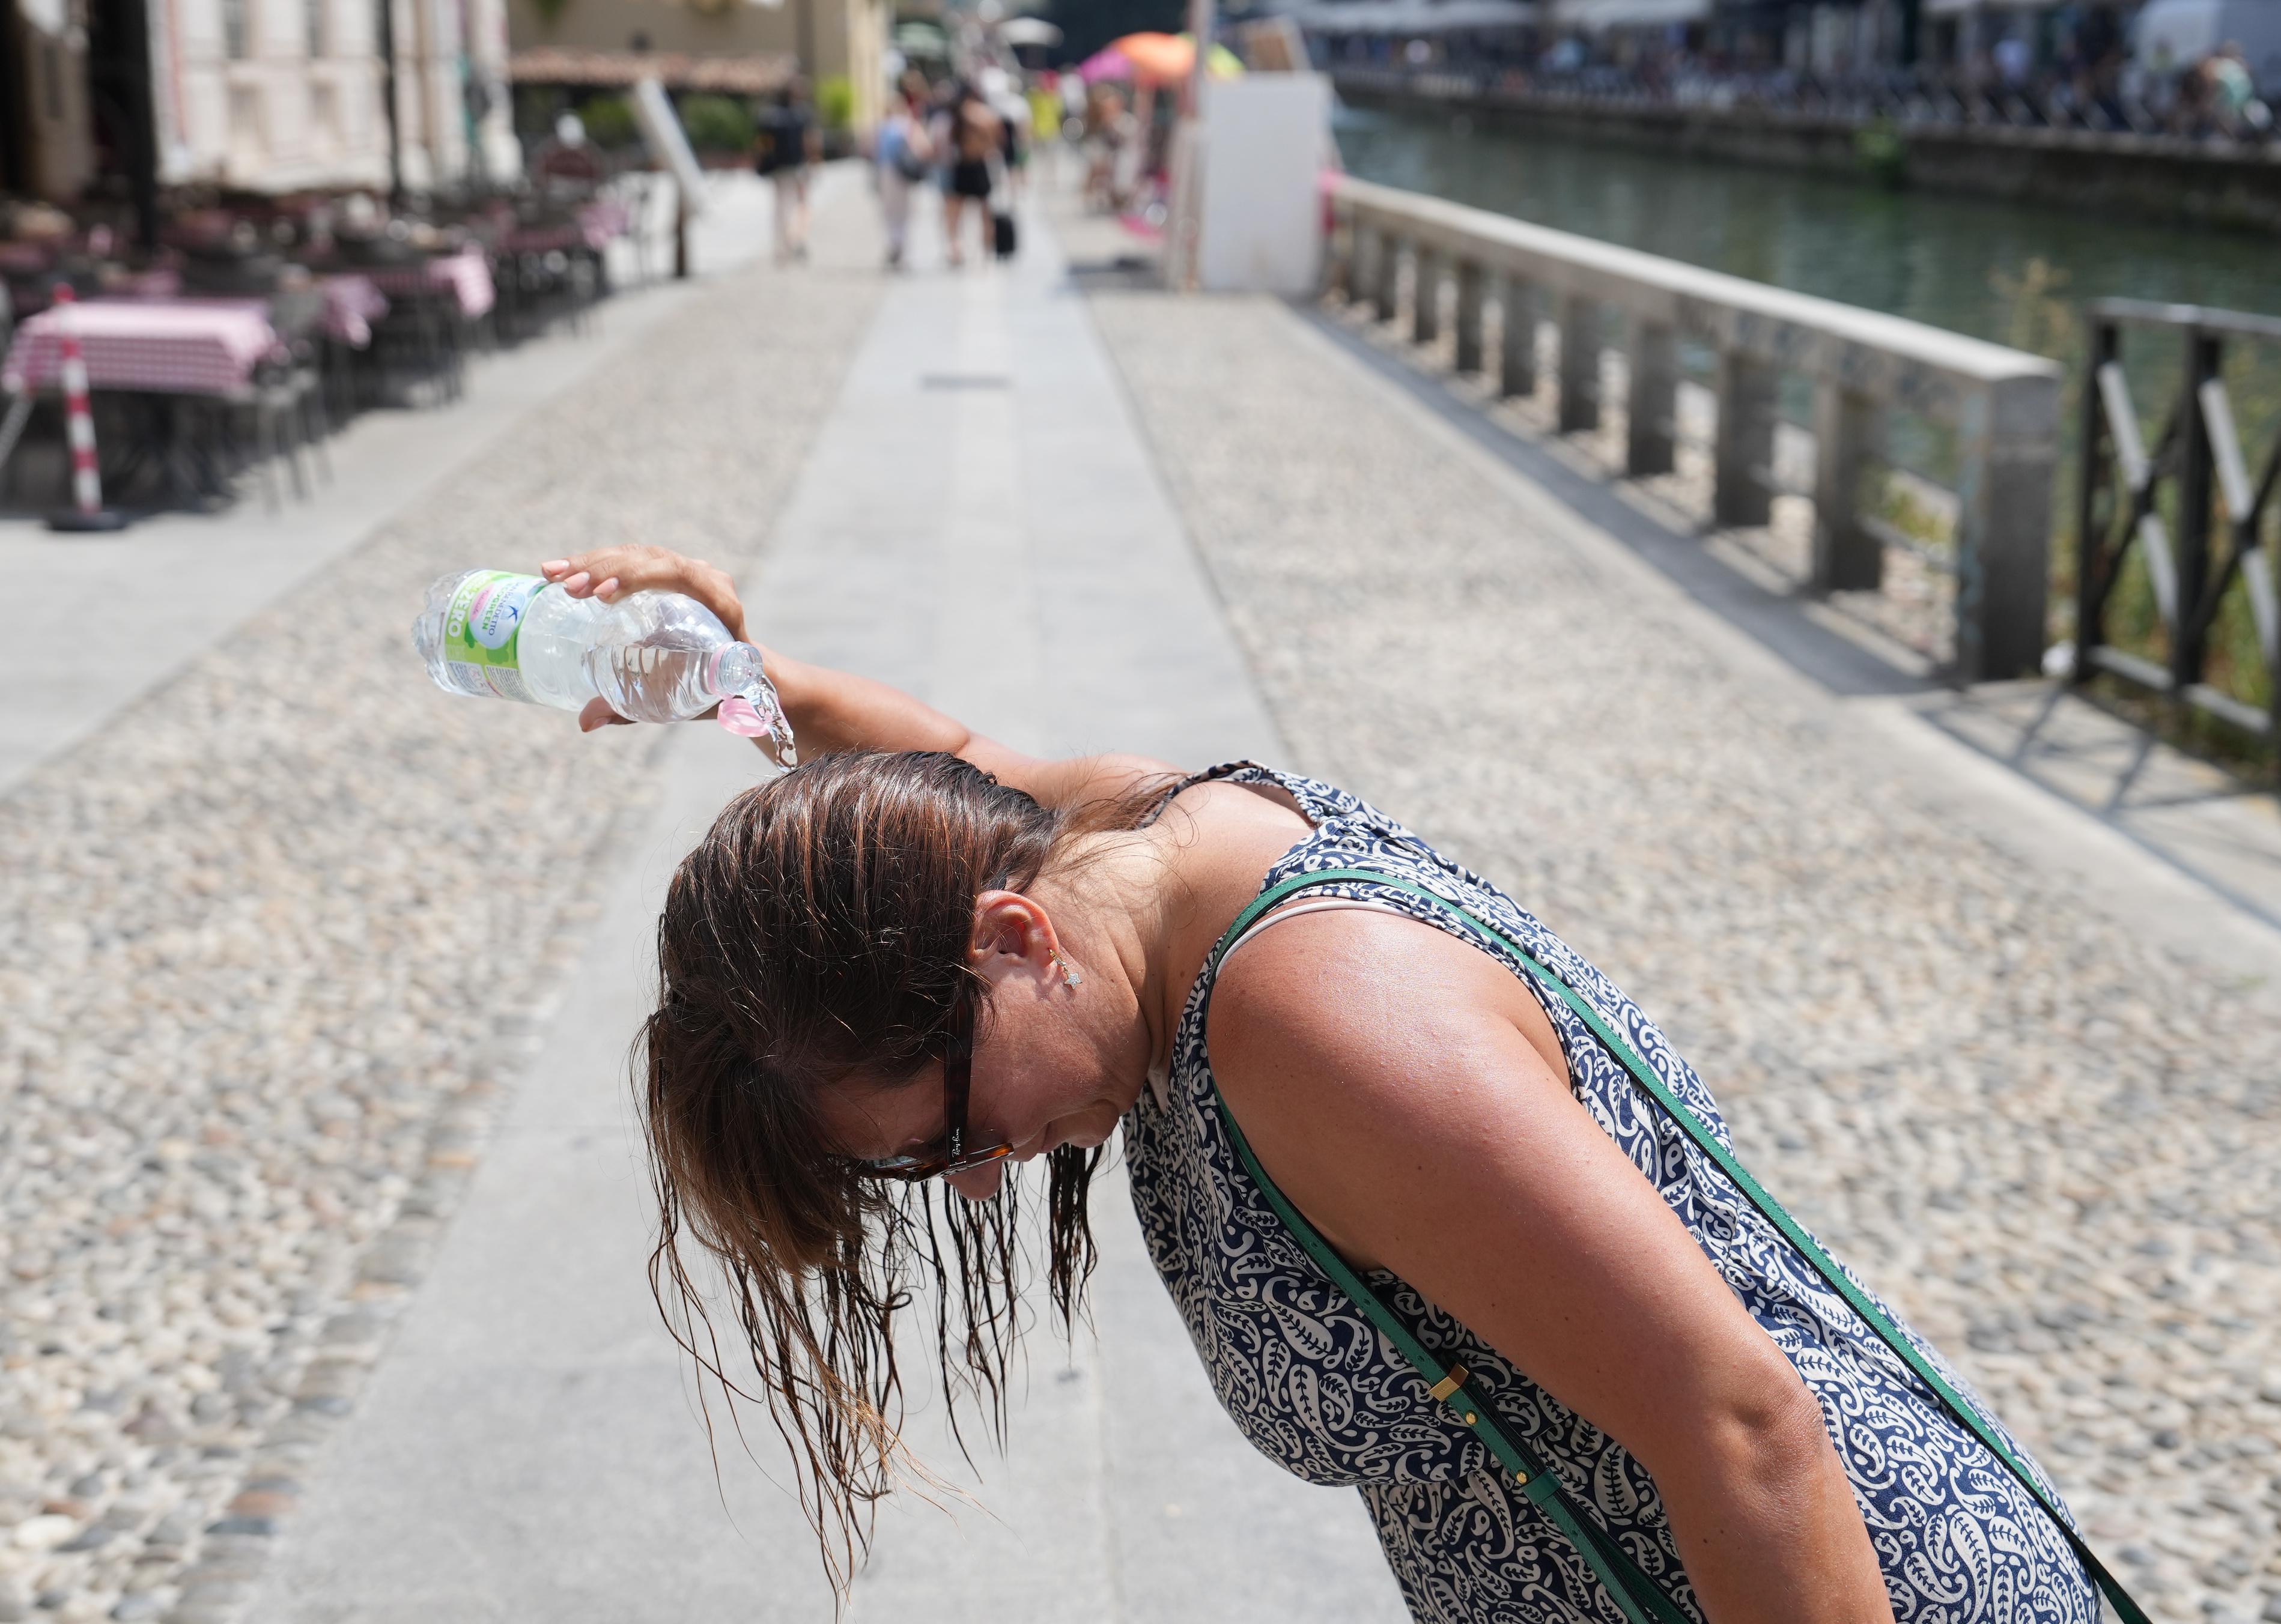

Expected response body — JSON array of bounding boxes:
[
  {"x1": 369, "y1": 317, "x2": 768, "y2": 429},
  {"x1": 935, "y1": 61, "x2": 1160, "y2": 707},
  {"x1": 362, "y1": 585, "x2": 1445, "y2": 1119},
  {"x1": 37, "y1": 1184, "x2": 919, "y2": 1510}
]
[{"x1": 1334, "y1": 73, "x2": 2281, "y2": 235}]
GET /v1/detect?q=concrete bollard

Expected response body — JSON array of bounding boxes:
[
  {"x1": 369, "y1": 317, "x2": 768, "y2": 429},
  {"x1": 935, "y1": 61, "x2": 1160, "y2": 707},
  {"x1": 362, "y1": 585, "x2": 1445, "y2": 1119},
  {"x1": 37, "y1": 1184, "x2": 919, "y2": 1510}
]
[
  {"x1": 1811, "y1": 381, "x2": 1882, "y2": 592},
  {"x1": 1626, "y1": 317, "x2": 1677, "y2": 476},
  {"x1": 1412, "y1": 246, "x2": 1441, "y2": 347},
  {"x1": 1713, "y1": 351, "x2": 1777, "y2": 527},
  {"x1": 1499, "y1": 277, "x2": 1538, "y2": 399},
  {"x1": 1558, "y1": 292, "x2": 1599, "y2": 434},
  {"x1": 1953, "y1": 374, "x2": 2060, "y2": 682},
  {"x1": 1454, "y1": 261, "x2": 1484, "y2": 375}
]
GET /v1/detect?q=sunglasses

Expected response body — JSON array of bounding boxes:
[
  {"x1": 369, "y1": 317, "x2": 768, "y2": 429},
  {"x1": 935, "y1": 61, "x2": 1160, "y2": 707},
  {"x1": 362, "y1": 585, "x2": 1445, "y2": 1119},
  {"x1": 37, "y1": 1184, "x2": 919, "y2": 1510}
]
[{"x1": 857, "y1": 995, "x2": 1015, "y2": 1183}]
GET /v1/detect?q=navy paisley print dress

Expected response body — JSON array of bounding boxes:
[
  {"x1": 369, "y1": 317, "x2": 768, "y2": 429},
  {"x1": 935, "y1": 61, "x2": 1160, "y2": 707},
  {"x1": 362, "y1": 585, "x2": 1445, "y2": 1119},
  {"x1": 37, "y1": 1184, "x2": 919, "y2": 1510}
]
[{"x1": 1122, "y1": 763, "x2": 2098, "y2": 1624}]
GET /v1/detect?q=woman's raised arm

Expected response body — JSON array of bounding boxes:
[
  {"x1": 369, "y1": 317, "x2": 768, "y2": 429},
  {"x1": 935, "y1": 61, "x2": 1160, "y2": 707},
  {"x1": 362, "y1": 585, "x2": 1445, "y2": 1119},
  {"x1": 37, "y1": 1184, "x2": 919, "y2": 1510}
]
[{"x1": 540, "y1": 547, "x2": 1182, "y2": 811}]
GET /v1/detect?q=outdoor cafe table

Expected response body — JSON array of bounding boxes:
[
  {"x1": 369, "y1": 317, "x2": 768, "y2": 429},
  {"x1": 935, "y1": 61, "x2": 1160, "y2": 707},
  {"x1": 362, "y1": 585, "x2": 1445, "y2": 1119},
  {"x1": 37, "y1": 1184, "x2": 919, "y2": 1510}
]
[
  {"x1": 1, "y1": 297, "x2": 287, "y2": 503},
  {"x1": 362, "y1": 248, "x2": 496, "y2": 320},
  {"x1": 1, "y1": 295, "x2": 283, "y2": 396},
  {"x1": 319, "y1": 273, "x2": 389, "y2": 348},
  {"x1": 578, "y1": 197, "x2": 633, "y2": 250}
]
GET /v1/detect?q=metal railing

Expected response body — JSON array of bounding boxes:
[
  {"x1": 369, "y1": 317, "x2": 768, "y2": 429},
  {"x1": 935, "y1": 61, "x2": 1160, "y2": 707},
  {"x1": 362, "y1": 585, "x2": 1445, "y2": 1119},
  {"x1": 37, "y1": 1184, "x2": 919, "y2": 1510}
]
[
  {"x1": 2076, "y1": 300, "x2": 2281, "y2": 746},
  {"x1": 1326, "y1": 176, "x2": 2065, "y2": 681}
]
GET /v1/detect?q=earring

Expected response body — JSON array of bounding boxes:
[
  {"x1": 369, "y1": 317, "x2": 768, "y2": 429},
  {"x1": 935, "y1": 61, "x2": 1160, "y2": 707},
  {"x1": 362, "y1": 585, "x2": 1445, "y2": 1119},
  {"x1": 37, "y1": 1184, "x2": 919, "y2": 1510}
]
[{"x1": 1051, "y1": 948, "x2": 1084, "y2": 990}]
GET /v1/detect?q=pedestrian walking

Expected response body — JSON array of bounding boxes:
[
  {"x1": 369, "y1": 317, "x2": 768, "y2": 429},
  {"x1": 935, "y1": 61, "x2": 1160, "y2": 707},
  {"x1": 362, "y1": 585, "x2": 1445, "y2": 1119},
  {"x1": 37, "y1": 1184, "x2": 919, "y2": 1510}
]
[
  {"x1": 755, "y1": 80, "x2": 820, "y2": 265},
  {"x1": 550, "y1": 546, "x2": 2146, "y2": 1624},
  {"x1": 980, "y1": 66, "x2": 1031, "y2": 208},
  {"x1": 873, "y1": 82, "x2": 934, "y2": 270},
  {"x1": 934, "y1": 82, "x2": 1003, "y2": 269}
]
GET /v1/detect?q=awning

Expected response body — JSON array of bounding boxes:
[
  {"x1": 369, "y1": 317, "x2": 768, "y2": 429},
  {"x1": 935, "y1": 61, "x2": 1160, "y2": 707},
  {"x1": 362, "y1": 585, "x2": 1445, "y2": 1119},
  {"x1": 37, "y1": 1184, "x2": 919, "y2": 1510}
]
[
  {"x1": 997, "y1": 16, "x2": 1063, "y2": 46},
  {"x1": 506, "y1": 47, "x2": 797, "y2": 95},
  {"x1": 1294, "y1": 0, "x2": 1539, "y2": 33},
  {"x1": 1552, "y1": 0, "x2": 1708, "y2": 26},
  {"x1": 893, "y1": 20, "x2": 952, "y2": 56},
  {"x1": 1104, "y1": 31, "x2": 1245, "y2": 83}
]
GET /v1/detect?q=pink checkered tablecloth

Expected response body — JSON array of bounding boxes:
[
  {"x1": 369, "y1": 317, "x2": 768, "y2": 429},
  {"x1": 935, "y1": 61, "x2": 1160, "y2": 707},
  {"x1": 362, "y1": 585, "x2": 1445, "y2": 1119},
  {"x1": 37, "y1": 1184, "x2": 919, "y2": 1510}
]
[
  {"x1": 364, "y1": 249, "x2": 496, "y2": 320},
  {"x1": 499, "y1": 222, "x2": 582, "y2": 256},
  {"x1": 320, "y1": 274, "x2": 389, "y2": 348},
  {"x1": 0, "y1": 297, "x2": 285, "y2": 396},
  {"x1": 577, "y1": 198, "x2": 633, "y2": 250}
]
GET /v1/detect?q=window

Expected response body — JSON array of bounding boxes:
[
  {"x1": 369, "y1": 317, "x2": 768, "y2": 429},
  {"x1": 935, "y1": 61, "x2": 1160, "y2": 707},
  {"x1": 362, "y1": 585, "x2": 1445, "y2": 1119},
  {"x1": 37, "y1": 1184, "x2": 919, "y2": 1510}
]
[
  {"x1": 228, "y1": 83, "x2": 264, "y2": 168},
  {"x1": 222, "y1": 0, "x2": 249, "y2": 58},
  {"x1": 305, "y1": 0, "x2": 327, "y2": 56}
]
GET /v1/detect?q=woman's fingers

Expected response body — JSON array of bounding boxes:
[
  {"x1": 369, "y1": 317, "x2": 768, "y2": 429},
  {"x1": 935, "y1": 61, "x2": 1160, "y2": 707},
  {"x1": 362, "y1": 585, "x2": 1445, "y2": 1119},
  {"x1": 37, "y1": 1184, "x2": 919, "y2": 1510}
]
[
  {"x1": 578, "y1": 698, "x2": 632, "y2": 732},
  {"x1": 538, "y1": 549, "x2": 742, "y2": 637},
  {"x1": 544, "y1": 547, "x2": 664, "y2": 594}
]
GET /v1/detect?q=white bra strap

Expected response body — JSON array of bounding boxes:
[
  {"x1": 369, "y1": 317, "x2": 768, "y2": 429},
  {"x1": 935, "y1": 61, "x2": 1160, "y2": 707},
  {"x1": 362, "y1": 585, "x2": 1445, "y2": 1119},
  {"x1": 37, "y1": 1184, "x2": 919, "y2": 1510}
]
[{"x1": 1218, "y1": 896, "x2": 1415, "y2": 968}]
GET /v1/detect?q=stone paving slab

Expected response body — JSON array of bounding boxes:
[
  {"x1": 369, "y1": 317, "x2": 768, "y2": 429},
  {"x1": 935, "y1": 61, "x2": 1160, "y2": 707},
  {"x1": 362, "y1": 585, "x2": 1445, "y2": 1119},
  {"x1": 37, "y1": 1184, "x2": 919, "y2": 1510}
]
[
  {"x1": 0, "y1": 179, "x2": 875, "y2": 1624},
  {"x1": 11, "y1": 157, "x2": 2280, "y2": 1624},
  {"x1": 1083, "y1": 274, "x2": 2281, "y2": 1622},
  {"x1": 241, "y1": 185, "x2": 1409, "y2": 1624}
]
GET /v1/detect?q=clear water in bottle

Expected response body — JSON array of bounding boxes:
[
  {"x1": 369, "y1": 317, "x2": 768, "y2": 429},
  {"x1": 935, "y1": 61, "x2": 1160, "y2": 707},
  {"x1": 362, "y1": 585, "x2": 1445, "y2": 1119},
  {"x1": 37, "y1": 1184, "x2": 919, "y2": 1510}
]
[{"x1": 411, "y1": 570, "x2": 797, "y2": 765}]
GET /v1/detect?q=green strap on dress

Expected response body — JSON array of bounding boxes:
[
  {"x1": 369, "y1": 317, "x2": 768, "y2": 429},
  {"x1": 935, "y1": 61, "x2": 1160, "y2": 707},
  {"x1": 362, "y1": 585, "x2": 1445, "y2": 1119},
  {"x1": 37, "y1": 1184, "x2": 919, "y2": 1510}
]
[{"x1": 1198, "y1": 866, "x2": 2149, "y2": 1624}]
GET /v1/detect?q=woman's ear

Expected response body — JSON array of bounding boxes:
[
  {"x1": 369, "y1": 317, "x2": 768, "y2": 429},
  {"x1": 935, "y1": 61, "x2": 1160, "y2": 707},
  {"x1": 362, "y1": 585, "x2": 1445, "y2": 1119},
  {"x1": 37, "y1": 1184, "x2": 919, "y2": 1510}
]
[{"x1": 970, "y1": 890, "x2": 1058, "y2": 981}]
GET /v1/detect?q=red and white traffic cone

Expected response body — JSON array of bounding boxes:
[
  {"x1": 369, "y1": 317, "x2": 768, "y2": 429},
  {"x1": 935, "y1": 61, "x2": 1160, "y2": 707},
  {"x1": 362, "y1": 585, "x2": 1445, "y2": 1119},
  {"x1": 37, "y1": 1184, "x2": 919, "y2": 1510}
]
[{"x1": 46, "y1": 283, "x2": 129, "y2": 533}]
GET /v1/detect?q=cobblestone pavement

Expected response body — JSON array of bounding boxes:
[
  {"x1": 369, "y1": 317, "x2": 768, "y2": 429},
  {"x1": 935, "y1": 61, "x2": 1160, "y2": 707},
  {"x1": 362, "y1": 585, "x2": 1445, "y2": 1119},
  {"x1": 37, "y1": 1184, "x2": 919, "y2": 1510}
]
[
  {"x1": 1086, "y1": 288, "x2": 2281, "y2": 1623},
  {"x1": 0, "y1": 218, "x2": 882, "y2": 1620}
]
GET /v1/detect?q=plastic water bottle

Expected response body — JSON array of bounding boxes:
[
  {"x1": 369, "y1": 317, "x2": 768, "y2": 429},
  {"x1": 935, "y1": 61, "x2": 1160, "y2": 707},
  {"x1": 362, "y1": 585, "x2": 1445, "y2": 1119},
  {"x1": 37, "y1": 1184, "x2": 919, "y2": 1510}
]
[{"x1": 410, "y1": 569, "x2": 797, "y2": 766}]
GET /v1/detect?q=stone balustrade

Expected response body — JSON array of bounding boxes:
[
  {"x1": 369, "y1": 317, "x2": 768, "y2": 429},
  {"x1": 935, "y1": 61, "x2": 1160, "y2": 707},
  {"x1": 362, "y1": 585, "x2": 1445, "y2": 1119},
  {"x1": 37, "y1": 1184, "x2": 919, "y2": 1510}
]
[{"x1": 1325, "y1": 175, "x2": 2065, "y2": 682}]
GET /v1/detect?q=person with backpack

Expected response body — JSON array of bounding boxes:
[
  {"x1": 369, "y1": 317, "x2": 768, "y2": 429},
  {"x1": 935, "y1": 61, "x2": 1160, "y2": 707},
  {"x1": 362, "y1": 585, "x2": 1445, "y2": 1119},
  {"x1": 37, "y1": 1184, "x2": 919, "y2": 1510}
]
[
  {"x1": 539, "y1": 541, "x2": 2148, "y2": 1624},
  {"x1": 873, "y1": 79, "x2": 934, "y2": 270}
]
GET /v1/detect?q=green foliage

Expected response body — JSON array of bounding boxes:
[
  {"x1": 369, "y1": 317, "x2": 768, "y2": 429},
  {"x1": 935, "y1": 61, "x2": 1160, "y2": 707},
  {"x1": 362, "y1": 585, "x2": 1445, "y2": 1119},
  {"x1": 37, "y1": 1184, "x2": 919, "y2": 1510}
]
[
  {"x1": 678, "y1": 93, "x2": 755, "y2": 152},
  {"x1": 816, "y1": 74, "x2": 855, "y2": 132},
  {"x1": 575, "y1": 92, "x2": 639, "y2": 148}
]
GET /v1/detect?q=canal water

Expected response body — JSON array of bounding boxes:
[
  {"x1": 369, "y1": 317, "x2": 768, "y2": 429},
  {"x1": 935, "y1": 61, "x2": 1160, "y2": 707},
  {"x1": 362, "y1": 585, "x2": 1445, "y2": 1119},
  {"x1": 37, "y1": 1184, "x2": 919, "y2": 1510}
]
[
  {"x1": 1334, "y1": 102, "x2": 2279, "y2": 710},
  {"x1": 1332, "y1": 103, "x2": 2281, "y2": 357}
]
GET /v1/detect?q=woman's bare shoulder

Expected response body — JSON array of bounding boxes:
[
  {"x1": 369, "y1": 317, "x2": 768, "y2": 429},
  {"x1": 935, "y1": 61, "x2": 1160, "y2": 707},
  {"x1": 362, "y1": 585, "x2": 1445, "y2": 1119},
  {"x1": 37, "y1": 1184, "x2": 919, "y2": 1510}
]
[{"x1": 1207, "y1": 902, "x2": 1570, "y2": 1095}]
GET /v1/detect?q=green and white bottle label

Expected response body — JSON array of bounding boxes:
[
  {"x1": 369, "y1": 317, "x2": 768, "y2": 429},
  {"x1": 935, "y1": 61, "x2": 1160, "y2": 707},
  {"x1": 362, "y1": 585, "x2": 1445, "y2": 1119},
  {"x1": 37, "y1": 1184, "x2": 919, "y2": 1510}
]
[{"x1": 443, "y1": 571, "x2": 543, "y2": 702}]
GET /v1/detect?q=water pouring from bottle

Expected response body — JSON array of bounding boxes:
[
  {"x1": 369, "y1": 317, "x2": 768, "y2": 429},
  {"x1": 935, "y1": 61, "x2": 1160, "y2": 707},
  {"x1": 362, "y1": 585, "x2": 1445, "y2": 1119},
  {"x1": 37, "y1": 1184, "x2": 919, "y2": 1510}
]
[{"x1": 411, "y1": 569, "x2": 797, "y2": 767}]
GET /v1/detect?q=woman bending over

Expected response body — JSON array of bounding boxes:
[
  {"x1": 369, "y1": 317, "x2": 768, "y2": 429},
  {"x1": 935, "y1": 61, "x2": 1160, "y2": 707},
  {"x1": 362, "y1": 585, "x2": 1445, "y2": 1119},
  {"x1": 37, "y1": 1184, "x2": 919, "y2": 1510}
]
[{"x1": 547, "y1": 547, "x2": 2115, "y2": 1624}]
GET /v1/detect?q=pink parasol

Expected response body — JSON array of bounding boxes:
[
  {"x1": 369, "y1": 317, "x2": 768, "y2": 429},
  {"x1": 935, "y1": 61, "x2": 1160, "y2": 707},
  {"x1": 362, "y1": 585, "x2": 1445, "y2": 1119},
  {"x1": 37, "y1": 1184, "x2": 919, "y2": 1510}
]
[{"x1": 1078, "y1": 44, "x2": 1134, "y2": 82}]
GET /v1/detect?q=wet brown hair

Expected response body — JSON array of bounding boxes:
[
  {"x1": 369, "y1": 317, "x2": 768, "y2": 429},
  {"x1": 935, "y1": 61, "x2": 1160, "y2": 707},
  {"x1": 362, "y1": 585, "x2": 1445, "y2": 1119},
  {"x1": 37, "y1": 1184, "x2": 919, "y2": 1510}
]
[{"x1": 638, "y1": 749, "x2": 1170, "y2": 1592}]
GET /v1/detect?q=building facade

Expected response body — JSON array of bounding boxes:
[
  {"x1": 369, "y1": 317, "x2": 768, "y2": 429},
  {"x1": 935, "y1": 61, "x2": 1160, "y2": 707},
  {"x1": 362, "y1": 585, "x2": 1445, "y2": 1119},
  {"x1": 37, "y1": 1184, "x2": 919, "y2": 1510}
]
[
  {"x1": 152, "y1": 0, "x2": 518, "y2": 190},
  {"x1": 2, "y1": 0, "x2": 515, "y2": 204},
  {"x1": 503, "y1": 0, "x2": 889, "y2": 132}
]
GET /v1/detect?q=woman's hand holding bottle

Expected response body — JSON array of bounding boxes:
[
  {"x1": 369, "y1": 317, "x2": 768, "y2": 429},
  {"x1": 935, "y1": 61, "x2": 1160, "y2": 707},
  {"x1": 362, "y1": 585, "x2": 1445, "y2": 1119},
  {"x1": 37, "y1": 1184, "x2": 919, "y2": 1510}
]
[{"x1": 539, "y1": 549, "x2": 754, "y2": 733}]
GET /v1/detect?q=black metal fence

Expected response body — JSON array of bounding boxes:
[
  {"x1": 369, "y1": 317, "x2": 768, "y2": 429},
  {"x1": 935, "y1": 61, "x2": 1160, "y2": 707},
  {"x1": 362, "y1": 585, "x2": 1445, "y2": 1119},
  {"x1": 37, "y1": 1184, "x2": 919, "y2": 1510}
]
[{"x1": 2074, "y1": 300, "x2": 2281, "y2": 759}]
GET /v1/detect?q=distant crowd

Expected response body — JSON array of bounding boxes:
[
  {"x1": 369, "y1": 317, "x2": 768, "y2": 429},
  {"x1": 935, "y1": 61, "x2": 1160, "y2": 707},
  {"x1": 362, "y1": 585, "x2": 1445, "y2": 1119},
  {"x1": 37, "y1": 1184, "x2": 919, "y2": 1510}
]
[{"x1": 1332, "y1": 28, "x2": 2278, "y2": 142}]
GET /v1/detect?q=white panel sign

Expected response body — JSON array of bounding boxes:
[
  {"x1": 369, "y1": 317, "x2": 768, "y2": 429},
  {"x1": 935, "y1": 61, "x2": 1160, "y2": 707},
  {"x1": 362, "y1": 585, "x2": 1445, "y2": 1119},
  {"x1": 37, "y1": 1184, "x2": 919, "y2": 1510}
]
[{"x1": 1198, "y1": 73, "x2": 1333, "y2": 296}]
